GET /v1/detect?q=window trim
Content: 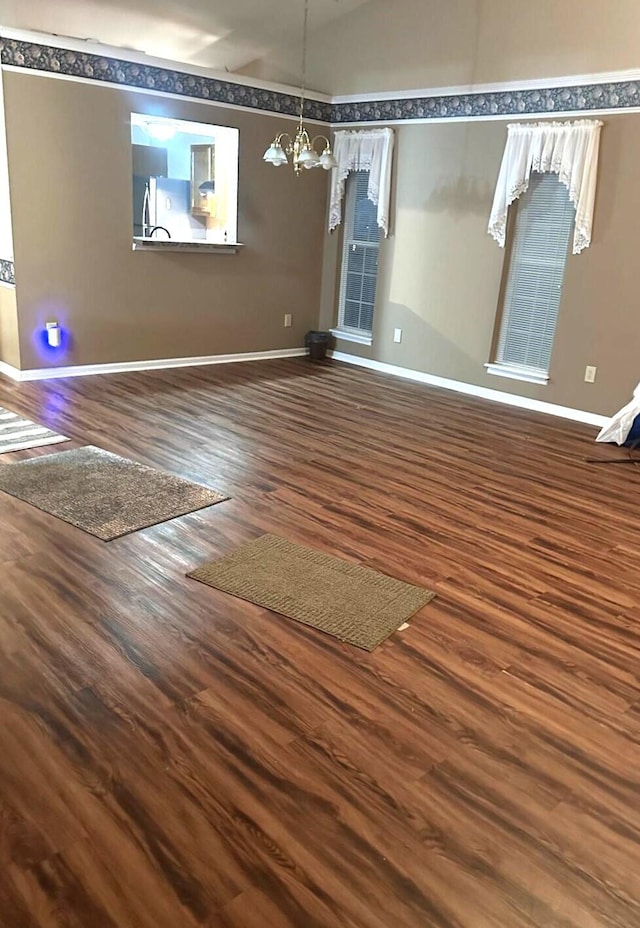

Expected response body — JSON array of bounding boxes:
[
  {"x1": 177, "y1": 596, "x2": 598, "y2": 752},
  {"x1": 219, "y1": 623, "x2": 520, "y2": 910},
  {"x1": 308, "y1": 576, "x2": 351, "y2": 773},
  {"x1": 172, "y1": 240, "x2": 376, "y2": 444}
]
[
  {"x1": 330, "y1": 327, "x2": 373, "y2": 346},
  {"x1": 484, "y1": 362, "x2": 549, "y2": 385}
]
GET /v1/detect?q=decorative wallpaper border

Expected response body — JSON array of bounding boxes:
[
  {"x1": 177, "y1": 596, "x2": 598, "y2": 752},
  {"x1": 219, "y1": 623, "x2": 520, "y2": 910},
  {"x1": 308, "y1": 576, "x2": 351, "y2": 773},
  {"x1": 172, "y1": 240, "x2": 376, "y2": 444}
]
[
  {"x1": 2, "y1": 36, "x2": 640, "y2": 127},
  {"x1": 330, "y1": 79, "x2": 640, "y2": 123},
  {"x1": 0, "y1": 259, "x2": 15, "y2": 285},
  {"x1": 0, "y1": 39, "x2": 332, "y2": 123}
]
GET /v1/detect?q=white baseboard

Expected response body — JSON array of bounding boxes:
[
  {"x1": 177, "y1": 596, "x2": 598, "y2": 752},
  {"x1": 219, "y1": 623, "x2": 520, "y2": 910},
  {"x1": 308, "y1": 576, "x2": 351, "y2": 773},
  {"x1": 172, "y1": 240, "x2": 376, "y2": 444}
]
[
  {"x1": 1, "y1": 347, "x2": 610, "y2": 429},
  {"x1": 0, "y1": 347, "x2": 307, "y2": 382},
  {"x1": 0, "y1": 360, "x2": 20, "y2": 380},
  {"x1": 331, "y1": 351, "x2": 609, "y2": 428}
]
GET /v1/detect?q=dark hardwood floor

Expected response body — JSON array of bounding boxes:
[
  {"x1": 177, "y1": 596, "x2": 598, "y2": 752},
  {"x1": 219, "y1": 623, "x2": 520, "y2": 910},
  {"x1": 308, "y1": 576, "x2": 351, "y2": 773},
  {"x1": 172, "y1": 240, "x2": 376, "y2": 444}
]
[{"x1": 0, "y1": 357, "x2": 639, "y2": 927}]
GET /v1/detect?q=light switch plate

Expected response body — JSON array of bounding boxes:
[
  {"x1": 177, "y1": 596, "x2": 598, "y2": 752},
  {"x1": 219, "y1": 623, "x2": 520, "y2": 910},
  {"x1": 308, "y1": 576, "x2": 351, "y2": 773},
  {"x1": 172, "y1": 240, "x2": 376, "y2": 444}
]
[{"x1": 393, "y1": 328, "x2": 402, "y2": 343}]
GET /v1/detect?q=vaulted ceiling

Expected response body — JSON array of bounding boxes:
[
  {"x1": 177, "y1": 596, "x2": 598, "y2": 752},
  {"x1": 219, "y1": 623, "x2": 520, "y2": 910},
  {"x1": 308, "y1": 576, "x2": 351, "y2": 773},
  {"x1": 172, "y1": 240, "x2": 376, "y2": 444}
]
[{"x1": 0, "y1": 0, "x2": 370, "y2": 75}]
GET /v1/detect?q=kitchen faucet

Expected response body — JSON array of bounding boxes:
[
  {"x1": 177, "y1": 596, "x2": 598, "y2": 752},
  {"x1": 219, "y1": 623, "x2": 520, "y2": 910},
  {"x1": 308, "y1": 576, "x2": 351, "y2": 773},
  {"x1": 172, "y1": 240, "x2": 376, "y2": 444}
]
[{"x1": 148, "y1": 226, "x2": 171, "y2": 239}]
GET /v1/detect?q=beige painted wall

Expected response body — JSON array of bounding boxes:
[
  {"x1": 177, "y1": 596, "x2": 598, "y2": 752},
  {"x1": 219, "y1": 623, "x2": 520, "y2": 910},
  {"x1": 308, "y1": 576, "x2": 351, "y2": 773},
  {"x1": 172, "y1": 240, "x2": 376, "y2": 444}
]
[
  {"x1": 0, "y1": 284, "x2": 20, "y2": 368},
  {"x1": 0, "y1": 68, "x2": 14, "y2": 261},
  {"x1": 321, "y1": 115, "x2": 640, "y2": 417},
  {"x1": 243, "y1": 0, "x2": 640, "y2": 94},
  {"x1": 3, "y1": 72, "x2": 327, "y2": 371},
  {"x1": 476, "y1": 0, "x2": 640, "y2": 87},
  {"x1": 242, "y1": 0, "x2": 477, "y2": 95}
]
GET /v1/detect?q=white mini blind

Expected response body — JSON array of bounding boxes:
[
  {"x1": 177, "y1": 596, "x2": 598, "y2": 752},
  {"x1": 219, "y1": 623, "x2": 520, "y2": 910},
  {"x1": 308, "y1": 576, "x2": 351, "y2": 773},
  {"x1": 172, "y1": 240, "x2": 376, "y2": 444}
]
[
  {"x1": 338, "y1": 171, "x2": 382, "y2": 335},
  {"x1": 496, "y1": 172, "x2": 575, "y2": 375}
]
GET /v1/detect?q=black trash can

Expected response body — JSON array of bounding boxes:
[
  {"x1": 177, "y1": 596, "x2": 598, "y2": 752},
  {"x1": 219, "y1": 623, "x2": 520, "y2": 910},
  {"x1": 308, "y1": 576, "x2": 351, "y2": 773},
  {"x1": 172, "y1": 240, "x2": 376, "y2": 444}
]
[{"x1": 304, "y1": 330, "x2": 331, "y2": 361}]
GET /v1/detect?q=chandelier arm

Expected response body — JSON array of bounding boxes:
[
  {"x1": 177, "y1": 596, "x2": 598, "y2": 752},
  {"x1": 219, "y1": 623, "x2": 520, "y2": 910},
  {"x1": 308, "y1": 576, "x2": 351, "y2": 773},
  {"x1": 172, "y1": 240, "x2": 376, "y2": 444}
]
[
  {"x1": 275, "y1": 132, "x2": 293, "y2": 146},
  {"x1": 310, "y1": 134, "x2": 332, "y2": 151}
]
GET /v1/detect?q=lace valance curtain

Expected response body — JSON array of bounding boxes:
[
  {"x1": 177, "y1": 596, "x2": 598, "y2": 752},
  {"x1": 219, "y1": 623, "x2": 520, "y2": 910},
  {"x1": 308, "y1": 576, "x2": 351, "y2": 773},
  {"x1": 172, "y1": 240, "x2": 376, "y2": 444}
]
[
  {"x1": 329, "y1": 128, "x2": 394, "y2": 237},
  {"x1": 488, "y1": 120, "x2": 603, "y2": 254}
]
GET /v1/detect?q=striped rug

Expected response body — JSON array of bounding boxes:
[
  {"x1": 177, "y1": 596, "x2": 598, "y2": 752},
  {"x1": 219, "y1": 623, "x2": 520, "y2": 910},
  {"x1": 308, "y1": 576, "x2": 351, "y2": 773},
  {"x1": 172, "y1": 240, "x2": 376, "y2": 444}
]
[{"x1": 0, "y1": 407, "x2": 69, "y2": 454}]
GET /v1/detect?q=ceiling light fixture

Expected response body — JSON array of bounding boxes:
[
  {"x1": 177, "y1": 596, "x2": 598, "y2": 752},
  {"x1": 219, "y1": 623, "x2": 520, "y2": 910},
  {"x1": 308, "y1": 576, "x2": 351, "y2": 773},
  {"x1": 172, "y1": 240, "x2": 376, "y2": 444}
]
[
  {"x1": 263, "y1": 0, "x2": 337, "y2": 175},
  {"x1": 144, "y1": 120, "x2": 177, "y2": 141}
]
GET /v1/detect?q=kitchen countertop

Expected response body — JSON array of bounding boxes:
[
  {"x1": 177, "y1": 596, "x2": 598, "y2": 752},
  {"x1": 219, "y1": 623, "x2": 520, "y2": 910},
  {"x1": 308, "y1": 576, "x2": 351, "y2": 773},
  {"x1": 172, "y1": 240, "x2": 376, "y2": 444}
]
[{"x1": 132, "y1": 238, "x2": 243, "y2": 254}]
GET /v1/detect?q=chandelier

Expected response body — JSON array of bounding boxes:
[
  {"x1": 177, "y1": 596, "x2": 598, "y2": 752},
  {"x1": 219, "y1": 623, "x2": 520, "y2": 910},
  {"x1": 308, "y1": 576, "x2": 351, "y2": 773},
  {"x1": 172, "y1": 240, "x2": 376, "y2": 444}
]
[{"x1": 263, "y1": 0, "x2": 337, "y2": 175}]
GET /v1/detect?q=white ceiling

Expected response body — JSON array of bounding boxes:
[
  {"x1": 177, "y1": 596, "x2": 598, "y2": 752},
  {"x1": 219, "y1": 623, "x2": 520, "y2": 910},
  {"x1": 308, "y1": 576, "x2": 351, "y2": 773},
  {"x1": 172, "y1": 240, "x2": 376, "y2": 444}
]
[{"x1": 0, "y1": 0, "x2": 370, "y2": 75}]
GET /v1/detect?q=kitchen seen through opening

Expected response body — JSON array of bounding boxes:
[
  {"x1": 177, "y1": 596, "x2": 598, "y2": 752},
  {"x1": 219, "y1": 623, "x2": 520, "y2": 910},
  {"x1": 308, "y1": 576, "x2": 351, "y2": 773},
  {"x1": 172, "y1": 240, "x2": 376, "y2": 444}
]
[{"x1": 131, "y1": 113, "x2": 239, "y2": 245}]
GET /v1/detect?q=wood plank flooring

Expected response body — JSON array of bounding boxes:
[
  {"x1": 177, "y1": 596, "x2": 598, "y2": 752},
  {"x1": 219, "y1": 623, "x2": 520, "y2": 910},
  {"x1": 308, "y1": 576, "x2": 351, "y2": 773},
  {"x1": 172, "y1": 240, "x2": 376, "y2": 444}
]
[{"x1": 0, "y1": 357, "x2": 639, "y2": 927}]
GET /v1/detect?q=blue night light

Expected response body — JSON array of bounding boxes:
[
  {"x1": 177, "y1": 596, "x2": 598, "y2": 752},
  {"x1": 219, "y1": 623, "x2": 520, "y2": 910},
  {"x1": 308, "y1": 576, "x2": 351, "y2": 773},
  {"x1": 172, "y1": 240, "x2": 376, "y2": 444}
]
[
  {"x1": 33, "y1": 319, "x2": 70, "y2": 361},
  {"x1": 45, "y1": 322, "x2": 62, "y2": 348}
]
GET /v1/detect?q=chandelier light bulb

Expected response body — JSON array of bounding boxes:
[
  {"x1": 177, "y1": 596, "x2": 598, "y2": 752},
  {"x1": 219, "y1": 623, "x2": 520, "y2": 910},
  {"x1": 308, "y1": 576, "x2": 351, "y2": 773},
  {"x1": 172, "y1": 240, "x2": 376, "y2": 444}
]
[
  {"x1": 320, "y1": 150, "x2": 338, "y2": 170},
  {"x1": 263, "y1": 142, "x2": 288, "y2": 166},
  {"x1": 298, "y1": 147, "x2": 319, "y2": 166}
]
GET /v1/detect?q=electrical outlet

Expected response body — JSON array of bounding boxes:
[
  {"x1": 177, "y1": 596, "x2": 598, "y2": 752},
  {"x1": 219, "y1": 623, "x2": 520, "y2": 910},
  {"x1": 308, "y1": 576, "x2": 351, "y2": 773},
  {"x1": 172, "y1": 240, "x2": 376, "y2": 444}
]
[
  {"x1": 284, "y1": 313, "x2": 292, "y2": 328},
  {"x1": 393, "y1": 328, "x2": 402, "y2": 343},
  {"x1": 584, "y1": 365, "x2": 597, "y2": 383},
  {"x1": 165, "y1": 197, "x2": 172, "y2": 210}
]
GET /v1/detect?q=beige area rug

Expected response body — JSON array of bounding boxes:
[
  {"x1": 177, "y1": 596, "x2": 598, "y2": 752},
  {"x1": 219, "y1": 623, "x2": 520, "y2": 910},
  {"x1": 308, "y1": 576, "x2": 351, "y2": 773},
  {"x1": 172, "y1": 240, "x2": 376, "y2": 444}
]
[
  {"x1": 0, "y1": 445, "x2": 228, "y2": 540},
  {"x1": 0, "y1": 406, "x2": 69, "y2": 454},
  {"x1": 187, "y1": 534, "x2": 435, "y2": 651}
]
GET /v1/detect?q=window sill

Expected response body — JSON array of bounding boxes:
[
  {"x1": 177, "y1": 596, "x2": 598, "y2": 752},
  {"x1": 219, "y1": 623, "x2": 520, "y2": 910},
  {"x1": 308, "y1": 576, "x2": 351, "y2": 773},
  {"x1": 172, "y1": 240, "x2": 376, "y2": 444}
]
[
  {"x1": 330, "y1": 328, "x2": 373, "y2": 347},
  {"x1": 132, "y1": 238, "x2": 243, "y2": 255},
  {"x1": 485, "y1": 363, "x2": 549, "y2": 386}
]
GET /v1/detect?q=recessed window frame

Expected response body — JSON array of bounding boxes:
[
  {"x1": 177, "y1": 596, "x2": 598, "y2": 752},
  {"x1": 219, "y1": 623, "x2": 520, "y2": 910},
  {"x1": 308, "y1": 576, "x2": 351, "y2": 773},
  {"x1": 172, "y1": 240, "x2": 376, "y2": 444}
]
[
  {"x1": 487, "y1": 172, "x2": 575, "y2": 385},
  {"x1": 333, "y1": 171, "x2": 382, "y2": 345}
]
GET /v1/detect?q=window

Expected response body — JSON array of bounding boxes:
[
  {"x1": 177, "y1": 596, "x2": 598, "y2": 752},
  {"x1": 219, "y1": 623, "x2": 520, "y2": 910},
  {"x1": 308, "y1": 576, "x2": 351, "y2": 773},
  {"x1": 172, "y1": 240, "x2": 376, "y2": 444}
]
[
  {"x1": 130, "y1": 114, "x2": 239, "y2": 245},
  {"x1": 488, "y1": 173, "x2": 574, "y2": 384},
  {"x1": 336, "y1": 171, "x2": 381, "y2": 340}
]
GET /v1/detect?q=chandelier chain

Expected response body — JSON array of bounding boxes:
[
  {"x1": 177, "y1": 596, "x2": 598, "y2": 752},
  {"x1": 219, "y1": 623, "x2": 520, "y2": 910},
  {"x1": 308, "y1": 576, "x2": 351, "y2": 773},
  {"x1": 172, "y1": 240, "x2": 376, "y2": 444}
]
[
  {"x1": 262, "y1": 0, "x2": 337, "y2": 175},
  {"x1": 299, "y1": 0, "x2": 309, "y2": 120}
]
